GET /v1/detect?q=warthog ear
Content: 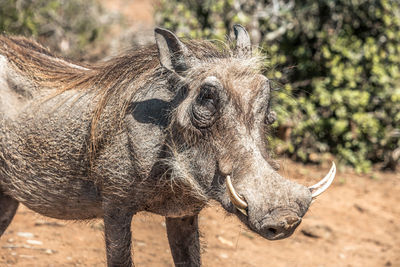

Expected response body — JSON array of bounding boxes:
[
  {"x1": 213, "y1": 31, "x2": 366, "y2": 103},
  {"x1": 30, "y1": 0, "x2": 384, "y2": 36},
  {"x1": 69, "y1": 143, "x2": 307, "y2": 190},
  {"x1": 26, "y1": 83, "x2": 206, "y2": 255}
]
[
  {"x1": 233, "y1": 24, "x2": 252, "y2": 58},
  {"x1": 154, "y1": 27, "x2": 194, "y2": 74}
]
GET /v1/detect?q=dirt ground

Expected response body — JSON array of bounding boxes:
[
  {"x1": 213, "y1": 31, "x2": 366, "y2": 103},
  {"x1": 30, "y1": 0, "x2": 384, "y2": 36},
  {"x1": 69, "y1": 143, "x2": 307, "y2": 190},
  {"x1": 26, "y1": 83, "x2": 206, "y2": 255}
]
[{"x1": 0, "y1": 159, "x2": 399, "y2": 267}]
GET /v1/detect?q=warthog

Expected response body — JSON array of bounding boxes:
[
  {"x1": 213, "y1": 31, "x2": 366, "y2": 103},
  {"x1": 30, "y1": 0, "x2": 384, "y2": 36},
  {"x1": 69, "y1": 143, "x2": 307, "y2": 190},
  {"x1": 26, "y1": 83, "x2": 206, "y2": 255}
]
[{"x1": 0, "y1": 25, "x2": 335, "y2": 266}]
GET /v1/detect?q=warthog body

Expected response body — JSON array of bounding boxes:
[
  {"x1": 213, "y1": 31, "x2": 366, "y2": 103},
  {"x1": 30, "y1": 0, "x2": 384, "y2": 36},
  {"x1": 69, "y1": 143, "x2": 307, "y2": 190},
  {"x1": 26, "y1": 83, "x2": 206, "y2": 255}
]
[{"x1": 0, "y1": 26, "x2": 335, "y2": 266}]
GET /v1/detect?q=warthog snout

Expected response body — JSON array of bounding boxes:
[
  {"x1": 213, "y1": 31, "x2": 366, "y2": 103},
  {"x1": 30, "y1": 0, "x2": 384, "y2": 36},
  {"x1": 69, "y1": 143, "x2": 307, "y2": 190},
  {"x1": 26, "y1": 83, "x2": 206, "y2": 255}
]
[
  {"x1": 259, "y1": 210, "x2": 302, "y2": 240},
  {"x1": 225, "y1": 163, "x2": 336, "y2": 240}
]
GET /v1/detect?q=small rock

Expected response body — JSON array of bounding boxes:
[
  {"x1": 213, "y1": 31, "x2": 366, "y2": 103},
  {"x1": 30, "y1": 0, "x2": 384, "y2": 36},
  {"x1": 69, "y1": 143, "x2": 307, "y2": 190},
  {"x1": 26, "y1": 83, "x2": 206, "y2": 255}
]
[
  {"x1": 26, "y1": 240, "x2": 43, "y2": 245},
  {"x1": 17, "y1": 232, "x2": 34, "y2": 238},
  {"x1": 217, "y1": 236, "x2": 233, "y2": 247},
  {"x1": 45, "y1": 249, "x2": 56, "y2": 255},
  {"x1": 136, "y1": 241, "x2": 146, "y2": 247},
  {"x1": 7, "y1": 238, "x2": 14, "y2": 243},
  {"x1": 219, "y1": 253, "x2": 228, "y2": 259}
]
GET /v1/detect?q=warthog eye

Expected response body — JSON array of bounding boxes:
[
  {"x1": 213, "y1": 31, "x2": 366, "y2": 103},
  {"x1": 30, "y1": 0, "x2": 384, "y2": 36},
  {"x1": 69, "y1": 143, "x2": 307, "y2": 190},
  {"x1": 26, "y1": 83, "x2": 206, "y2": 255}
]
[
  {"x1": 197, "y1": 85, "x2": 218, "y2": 111},
  {"x1": 191, "y1": 84, "x2": 220, "y2": 129}
]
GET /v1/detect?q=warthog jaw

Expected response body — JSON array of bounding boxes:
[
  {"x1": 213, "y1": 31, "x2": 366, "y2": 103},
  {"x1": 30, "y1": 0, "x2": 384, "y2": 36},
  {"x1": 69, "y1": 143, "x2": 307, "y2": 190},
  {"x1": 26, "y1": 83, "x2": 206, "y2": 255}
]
[{"x1": 226, "y1": 162, "x2": 337, "y2": 216}]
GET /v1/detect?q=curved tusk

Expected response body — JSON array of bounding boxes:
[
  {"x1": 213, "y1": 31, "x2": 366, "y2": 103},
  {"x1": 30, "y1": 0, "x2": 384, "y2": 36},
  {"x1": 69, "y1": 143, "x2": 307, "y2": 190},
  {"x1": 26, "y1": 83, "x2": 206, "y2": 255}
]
[
  {"x1": 226, "y1": 175, "x2": 248, "y2": 215},
  {"x1": 309, "y1": 162, "x2": 336, "y2": 199}
]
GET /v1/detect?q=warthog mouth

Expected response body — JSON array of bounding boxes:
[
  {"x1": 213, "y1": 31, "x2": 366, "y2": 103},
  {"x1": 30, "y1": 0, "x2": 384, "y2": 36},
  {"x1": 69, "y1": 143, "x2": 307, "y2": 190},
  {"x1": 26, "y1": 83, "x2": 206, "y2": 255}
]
[{"x1": 226, "y1": 162, "x2": 337, "y2": 216}]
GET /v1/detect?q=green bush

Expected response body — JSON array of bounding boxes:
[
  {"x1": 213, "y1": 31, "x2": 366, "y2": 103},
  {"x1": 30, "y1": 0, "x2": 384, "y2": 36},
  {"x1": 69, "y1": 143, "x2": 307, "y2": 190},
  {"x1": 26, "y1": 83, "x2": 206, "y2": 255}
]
[
  {"x1": 0, "y1": 0, "x2": 107, "y2": 60},
  {"x1": 157, "y1": 0, "x2": 400, "y2": 172}
]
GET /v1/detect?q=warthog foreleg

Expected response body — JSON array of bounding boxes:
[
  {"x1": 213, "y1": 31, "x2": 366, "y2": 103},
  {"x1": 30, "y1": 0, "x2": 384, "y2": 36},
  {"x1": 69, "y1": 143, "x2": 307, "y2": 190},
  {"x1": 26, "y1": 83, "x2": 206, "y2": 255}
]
[
  {"x1": 0, "y1": 191, "x2": 19, "y2": 237},
  {"x1": 166, "y1": 215, "x2": 200, "y2": 267},
  {"x1": 104, "y1": 205, "x2": 134, "y2": 267}
]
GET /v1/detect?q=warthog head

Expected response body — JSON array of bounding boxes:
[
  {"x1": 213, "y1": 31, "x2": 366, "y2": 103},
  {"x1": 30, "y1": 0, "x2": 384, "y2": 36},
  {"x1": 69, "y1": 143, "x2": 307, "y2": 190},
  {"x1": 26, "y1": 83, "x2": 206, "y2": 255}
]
[{"x1": 155, "y1": 25, "x2": 335, "y2": 240}]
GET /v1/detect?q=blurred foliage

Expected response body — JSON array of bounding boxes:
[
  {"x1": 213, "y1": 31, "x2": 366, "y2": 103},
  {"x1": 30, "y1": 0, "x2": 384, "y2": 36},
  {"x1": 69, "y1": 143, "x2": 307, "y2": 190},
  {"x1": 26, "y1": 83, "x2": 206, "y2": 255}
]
[
  {"x1": 0, "y1": 0, "x2": 108, "y2": 60},
  {"x1": 157, "y1": 0, "x2": 400, "y2": 172}
]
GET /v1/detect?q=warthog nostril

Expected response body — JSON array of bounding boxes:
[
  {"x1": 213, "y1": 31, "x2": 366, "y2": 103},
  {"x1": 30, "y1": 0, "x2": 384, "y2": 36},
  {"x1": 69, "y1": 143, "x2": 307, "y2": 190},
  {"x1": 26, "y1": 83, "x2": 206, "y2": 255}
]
[
  {"x1": 261, "y1": 215, "x2": 301, "y2": 239},
  {"x1": 267, "y1": 227, "x2": 277, "y2": 235}
]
